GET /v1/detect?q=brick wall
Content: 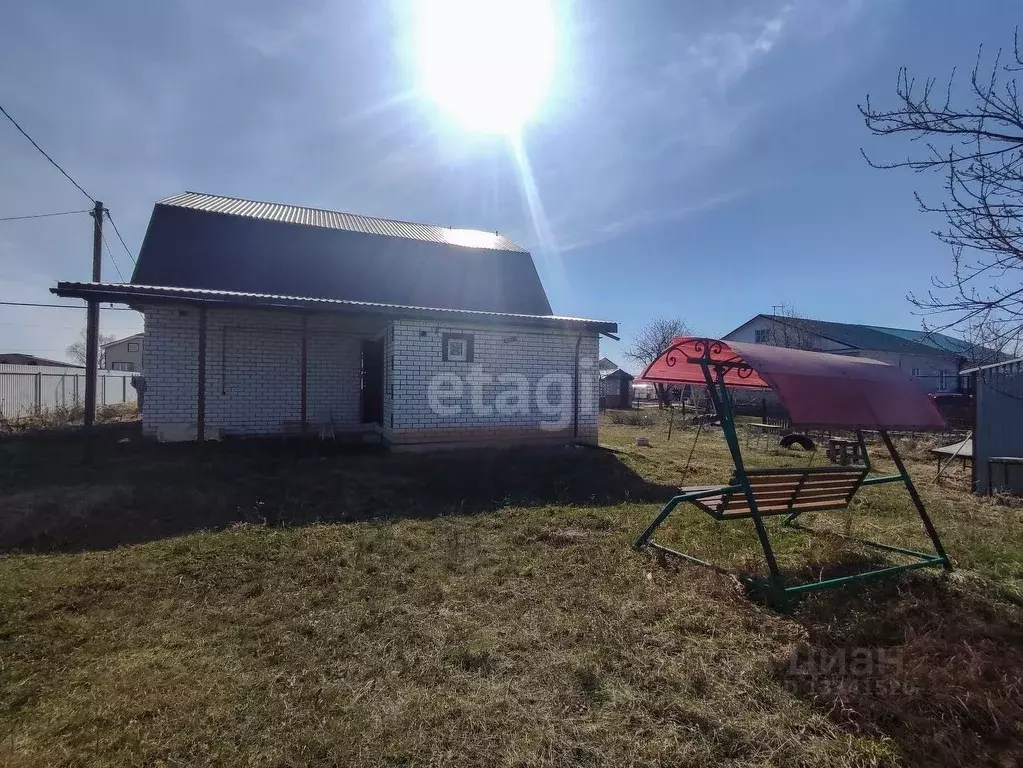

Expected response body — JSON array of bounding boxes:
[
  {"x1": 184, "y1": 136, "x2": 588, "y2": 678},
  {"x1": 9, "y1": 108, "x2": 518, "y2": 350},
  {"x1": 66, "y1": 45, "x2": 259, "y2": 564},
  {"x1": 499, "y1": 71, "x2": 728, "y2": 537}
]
[
  {"x1": 388, "y1": 320, "x2": 600, "y2": 445},
  {"x1": 141, "y1": 306, "x2": 363, "y2": 436},
  {"x1": 381, "y1": 323, "x2": 395, "y2": 443},
  {"x1": 141, "y1": 307, "x2": 601, "y2": 445}
]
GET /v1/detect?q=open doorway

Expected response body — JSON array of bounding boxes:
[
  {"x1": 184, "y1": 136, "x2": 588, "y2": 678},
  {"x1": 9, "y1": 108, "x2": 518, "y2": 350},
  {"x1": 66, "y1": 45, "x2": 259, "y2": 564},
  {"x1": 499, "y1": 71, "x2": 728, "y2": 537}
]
[{"x1": 361, "y1": 339, "x2": 384, "y2": 425}]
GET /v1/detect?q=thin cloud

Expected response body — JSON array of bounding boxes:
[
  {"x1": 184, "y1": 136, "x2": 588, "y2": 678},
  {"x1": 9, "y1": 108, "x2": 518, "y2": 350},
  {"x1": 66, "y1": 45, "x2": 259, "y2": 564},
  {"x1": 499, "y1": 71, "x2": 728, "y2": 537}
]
[{"x1": 539, "y1": 0, "x2": 871, "y2": 254}]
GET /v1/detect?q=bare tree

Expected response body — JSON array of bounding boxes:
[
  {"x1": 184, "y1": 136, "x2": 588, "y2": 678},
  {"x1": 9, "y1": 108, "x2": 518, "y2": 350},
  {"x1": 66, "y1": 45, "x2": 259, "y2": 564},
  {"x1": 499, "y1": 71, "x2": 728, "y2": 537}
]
[
  {"x1": 962, "y1": 317, "x2": 1022, "y2": 365},
  {"x1": 860, "y1": 30, "x2": 1023, "y2": 348},
  {"x1": 760, "y1": 304, "x2": 823, "y2": 351},
  {"x1": 66, "y1": 328, "x2": 116, "y2": 367},
  {"x1": 626, "y1": 316, "x2": 692, "y2": 407}
]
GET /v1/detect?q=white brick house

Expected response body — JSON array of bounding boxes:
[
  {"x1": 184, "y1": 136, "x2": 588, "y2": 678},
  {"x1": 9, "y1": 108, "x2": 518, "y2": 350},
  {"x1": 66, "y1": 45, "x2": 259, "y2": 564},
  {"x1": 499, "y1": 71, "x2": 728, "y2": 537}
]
[{"x1": 54, "y1": 193, "x2": 615, "y2": 448}]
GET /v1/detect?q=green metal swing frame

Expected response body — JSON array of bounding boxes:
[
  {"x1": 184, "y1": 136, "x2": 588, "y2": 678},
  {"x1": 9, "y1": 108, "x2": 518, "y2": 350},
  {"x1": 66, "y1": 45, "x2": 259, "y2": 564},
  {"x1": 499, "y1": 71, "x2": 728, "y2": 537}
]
[{"x1": 633, "y1": 340, "x2": 952, "y2": 607}]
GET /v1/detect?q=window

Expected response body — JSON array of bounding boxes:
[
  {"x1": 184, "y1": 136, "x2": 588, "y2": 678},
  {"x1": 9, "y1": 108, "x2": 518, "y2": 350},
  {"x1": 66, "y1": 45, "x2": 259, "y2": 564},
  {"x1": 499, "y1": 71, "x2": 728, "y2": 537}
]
[
  {"x1": 754, "y1": 329, "x2": 770, "y2": 343},
  {"x1": 111, "y1": 362, "x2": 135, "y2": 371},
  {"x1": 938, "y1": 370, "x2": 948, "y2": 391},
  {"x1": 911, "y1": 368, "x2": 920, "y2": 377},
  {"x1": 127, "y1": 342, "x2": 140, "y2": 352},
  {"x1": 442, "y1": 332, "x2": 473, "y2": 362}
]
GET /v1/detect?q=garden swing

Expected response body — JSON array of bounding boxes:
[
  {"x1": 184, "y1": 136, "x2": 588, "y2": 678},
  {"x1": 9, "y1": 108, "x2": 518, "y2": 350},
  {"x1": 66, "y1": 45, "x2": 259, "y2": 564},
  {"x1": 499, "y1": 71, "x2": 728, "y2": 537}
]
[{"x1": 633, "y1": 337, "x2": 952, "y2": 606}]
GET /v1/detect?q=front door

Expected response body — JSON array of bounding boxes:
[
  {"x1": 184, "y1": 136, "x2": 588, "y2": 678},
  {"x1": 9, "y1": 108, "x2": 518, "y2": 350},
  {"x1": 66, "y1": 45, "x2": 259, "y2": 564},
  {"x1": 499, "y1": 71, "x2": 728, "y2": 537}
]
[{"x1": 361, "y1": 339, "x2": 384, "y2": 424}]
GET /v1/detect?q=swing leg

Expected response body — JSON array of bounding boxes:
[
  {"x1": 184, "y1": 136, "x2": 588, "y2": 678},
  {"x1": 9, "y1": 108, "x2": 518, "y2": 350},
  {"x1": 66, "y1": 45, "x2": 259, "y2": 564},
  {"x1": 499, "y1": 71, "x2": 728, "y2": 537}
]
[
  {"x1": 633, "y1": 497, "x2": 683, "y2": 550},
  {"x1": 701, "y1": 366, "x2": 787, "y2": 595},
  {"x1": 880, "y1": 430, "x2": 952, "y2": 571}
]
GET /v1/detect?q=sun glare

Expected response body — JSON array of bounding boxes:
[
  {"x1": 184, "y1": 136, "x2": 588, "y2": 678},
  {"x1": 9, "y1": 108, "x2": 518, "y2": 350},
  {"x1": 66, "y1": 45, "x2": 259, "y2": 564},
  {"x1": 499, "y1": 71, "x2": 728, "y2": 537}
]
[{"x1": 416, "y1": 0, "x2": 556, "y2": 134}]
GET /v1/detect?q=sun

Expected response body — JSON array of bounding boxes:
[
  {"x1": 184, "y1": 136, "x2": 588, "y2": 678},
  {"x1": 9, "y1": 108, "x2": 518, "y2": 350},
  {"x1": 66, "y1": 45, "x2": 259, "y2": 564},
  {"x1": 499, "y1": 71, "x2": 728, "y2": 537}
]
[{"x1": 415, "y1": 0, "x2": 556, "y2": 135}]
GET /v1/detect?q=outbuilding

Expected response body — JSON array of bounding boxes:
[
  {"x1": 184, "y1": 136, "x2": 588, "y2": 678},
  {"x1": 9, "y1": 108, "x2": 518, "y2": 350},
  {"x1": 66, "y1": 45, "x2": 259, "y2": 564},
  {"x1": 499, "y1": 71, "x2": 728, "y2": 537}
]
[{"x1": 54, "y1": 192, "x2": 616, "y2": 448}]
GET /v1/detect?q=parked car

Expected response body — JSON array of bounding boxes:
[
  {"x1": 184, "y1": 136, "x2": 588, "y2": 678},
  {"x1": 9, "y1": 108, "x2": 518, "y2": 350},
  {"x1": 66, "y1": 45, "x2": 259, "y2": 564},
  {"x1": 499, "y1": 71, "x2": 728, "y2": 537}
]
[{"x1": 928, "y1": 393, "x2": 973, "y2": 429}]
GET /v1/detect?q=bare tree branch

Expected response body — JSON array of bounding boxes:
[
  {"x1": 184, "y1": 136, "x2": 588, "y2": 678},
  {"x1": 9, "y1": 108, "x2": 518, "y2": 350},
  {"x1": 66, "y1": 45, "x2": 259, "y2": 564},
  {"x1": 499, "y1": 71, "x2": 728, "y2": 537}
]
[
  {"x1": 66, "y1": 328, "x2": 115, "y2": 367},
  {"x1": 859, "y1": 29, "x2": 1023, "y2": 353},
  {"x1": 626, "y1": 316, "x2": 692, "y2": 407}
]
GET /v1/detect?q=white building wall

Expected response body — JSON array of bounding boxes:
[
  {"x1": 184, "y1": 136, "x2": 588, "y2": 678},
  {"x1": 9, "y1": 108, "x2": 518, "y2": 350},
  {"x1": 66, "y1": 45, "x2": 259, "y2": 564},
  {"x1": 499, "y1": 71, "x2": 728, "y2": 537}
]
[
  {"x1": 381, "y1": 324, "x2": 395, "y2": 443},
  {"x1": 103, "y1": 336, "x2": 144, "y2": 372},
  {"x1": 388, "y1": 319, "x2": 600, "y2": 446},
  {"x1": 140, "y1": 306, "x2": 601, "y2": 445},
  {"x1": 858, "y1": 350, "x2": 961, "y2": 393},
  {"x1": 141, "y1": 306, "x2": 363, "y2": 436}
]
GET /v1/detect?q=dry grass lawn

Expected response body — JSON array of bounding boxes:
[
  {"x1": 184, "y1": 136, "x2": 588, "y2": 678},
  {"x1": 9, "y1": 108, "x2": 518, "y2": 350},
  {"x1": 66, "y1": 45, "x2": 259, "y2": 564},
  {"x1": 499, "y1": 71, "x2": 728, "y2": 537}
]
[{"x1": 1, "y1": 412, "x2": 1021, "y2": 767}]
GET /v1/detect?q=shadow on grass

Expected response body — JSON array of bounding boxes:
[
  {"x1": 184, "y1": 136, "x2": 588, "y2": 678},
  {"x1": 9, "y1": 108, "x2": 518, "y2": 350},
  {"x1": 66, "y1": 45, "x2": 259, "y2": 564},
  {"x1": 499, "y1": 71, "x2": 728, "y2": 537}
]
[
  {"x1": 780, "y1": 565, "x2": 1023, "y2": 767},
  {"x1": 0, "y1": 429, "x2": 677, "y2": 554}
]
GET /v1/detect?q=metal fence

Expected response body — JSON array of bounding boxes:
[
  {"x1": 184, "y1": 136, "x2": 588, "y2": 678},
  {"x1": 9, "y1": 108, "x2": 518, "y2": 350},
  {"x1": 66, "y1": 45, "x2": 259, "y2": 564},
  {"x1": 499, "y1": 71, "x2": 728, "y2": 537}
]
[
  {"x1": 0, "y1": 364, "x2": 137, "y2": 420},
  {"x1": 971, "y1": 358, "x2": 1023, "y2": 493}
]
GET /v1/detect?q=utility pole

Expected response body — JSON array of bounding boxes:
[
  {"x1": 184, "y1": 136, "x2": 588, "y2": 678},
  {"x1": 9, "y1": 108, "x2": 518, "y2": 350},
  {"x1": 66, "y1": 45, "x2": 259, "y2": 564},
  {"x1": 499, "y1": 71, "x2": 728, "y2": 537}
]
[{"x1": 83, "y1": 200, "x2": 103, "y2": 432}]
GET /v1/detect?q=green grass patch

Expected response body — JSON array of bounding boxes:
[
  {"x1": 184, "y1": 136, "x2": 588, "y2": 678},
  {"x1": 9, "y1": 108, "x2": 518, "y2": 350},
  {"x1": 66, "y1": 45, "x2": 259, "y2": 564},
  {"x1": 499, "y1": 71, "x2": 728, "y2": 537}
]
[{"x1": 1, "y1": 414, "x2": 1021, "y2": 766}]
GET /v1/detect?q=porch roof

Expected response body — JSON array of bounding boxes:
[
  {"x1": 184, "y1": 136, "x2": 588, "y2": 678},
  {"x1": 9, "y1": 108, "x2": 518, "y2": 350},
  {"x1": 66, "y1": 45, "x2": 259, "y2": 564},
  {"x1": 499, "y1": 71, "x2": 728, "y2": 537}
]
[{"x1": 51, "y1": 282, "x2": 618, "y2": 334}]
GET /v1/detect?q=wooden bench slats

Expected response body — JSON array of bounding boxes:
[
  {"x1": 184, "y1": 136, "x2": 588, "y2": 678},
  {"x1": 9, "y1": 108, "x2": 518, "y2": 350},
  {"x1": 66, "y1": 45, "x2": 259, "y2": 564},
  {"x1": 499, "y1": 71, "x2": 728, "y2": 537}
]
[
  {"x1": 719, "y1": 499, "x2": 851, "y2": 518},
  {"x1": 743, "y1": 466, "x2": 867, "y2": 477},
  {"x1": 689, "y1": 466, "x2": 869, "y2": 519},
  {"x1": 730, "y1": 478, "x2": 863, "y2": 494},
  {"x1": 720, "y1": 491, "x2": 852, "y2": 512},
  {"x1": 698, "y1": 489, "x2": 854, "y2": 513},
  {"x1": 710, "y1": 482, "x2": 862, "y2": 501},
  {"x1": 744, "y1": 472, "x2": 865, "y2": 487}
]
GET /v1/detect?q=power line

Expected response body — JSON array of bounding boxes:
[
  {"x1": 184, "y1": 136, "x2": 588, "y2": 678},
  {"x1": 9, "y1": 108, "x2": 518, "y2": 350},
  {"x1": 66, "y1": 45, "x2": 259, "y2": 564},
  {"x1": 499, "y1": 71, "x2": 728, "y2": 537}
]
[
  {"x1": 0, "y1": 301, "x2": 136, "y2": 311},
  {"x1": 0, "y1": 103, "x2": 94, "y2": 202},
  {"x1": 0, "y1": 209, "x2": 91, "y2": 222},
  {"x1": 104, "y1": 210, "x2": 136, "y2": 266},
  {"x1": 101, "y1": 230, "x2": 125, "y2": 282}
]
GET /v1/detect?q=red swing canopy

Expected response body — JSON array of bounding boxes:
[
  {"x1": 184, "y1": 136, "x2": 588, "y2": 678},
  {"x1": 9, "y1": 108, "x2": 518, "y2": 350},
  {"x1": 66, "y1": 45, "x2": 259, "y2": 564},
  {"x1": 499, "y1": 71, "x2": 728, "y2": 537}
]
[{"x1": 638, "y1": 337, "x2": 946, "y2": 431}]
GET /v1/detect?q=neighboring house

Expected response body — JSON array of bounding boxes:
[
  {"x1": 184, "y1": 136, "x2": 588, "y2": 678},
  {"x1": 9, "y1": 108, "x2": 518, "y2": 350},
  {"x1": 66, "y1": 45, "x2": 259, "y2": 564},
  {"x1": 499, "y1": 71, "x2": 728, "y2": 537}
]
[
  {"x1": 599, "y1": 358, "x2": 634, "y2": 409},
  {"x1": 53, "y1": 192, "x2": 616, "y2": 446},
  {"x1": 724, "y1": 314, "x2": 1001, "y2": 394},
  {"x1": 102, "y1": 333, "x2": 144, "y2": 371},
  {"x1": 0, "y1": 353, "x2": 83, "y2": 367}
]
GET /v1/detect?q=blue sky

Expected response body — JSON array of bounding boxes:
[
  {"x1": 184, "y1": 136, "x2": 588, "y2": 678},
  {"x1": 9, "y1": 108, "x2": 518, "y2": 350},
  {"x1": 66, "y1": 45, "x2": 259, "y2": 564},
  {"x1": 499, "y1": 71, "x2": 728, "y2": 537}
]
[{"x1": 1, "y1": 0, "x2": 1020, "y2": 367}]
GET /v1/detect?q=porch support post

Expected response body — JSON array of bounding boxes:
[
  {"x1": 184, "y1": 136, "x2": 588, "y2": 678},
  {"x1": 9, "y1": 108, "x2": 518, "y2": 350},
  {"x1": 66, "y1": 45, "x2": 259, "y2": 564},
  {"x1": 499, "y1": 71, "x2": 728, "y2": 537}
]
[
  {"x1": 197, "y1": 306, "x2": 207, "y2": 443},
  {"x1": 879, "y1": 429, "x2": 952, "y2": 571},
  {"x1": 300, "y1": 314, "x2": 308, "y2": 432}
]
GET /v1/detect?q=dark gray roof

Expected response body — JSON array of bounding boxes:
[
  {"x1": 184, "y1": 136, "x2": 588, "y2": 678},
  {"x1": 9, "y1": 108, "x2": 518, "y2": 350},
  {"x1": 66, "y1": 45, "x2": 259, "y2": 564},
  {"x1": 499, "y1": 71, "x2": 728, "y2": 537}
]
[
  {"x1": 600, "y1": 368, "x2": 634, "y2": 381},
  {"x1": 762, "y1": 315, "x2": 974, "y2": 357},
  {"x1": 130, "y1": 192, "x2": 552, "y2": 316},
  {"x1": 51, "y1": 282, "x2": 618, "y2": 334},
  {"x1": 158, "y1": 192, "x2": 528, "y2": 251},
  {"x1": 0, "y1": 353, "x2": 82, "y2": 367}
]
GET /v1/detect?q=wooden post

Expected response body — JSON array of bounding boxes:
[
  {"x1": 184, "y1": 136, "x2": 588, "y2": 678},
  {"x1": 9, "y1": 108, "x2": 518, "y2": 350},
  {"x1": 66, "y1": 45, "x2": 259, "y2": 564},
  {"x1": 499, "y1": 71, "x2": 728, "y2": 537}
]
[
  {"x1": 300, "y1": 314, "x2": 308, "y2": 432},
  {"x1": 83, "y1": 200, "x2": 103, "y2": 433},
  {"x1": 197, "y1": 306, "x2": 207, "y2": 442}
]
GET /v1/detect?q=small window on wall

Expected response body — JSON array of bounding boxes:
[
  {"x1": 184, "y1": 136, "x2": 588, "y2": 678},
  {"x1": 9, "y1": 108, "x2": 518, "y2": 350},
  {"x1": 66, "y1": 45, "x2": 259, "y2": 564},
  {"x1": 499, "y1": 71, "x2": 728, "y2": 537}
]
[
  {"x1": 111, "y1": 362, "x2": 135, "y2": 371},
  {"x1": 938, "y1": 371, "x2": 948, "y2": 391},
  {"x1": 442, "y1": 333, "x2": 473, "y2": 362},
  {"x1": 128, "y1": 342, "x2": 140, "y2": 352},
  {"x1": 754, "y1": 329, "x2": 770, "y2": 343},
  {"x1": 911, "y1": 368, "x2": 920, "y2": 377}
]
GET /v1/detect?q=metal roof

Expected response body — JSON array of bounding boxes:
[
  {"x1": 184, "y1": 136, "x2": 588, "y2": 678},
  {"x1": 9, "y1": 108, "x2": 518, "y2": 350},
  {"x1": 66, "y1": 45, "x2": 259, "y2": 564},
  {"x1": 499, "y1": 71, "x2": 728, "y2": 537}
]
[
  {"x1": 862, "y1": 325, "x2": 977, "y2": 355},
  {"x1": 640, "y1": 337, "x2": 946, "y2": 430},
  {"x1": 757, "y1": 315, "x2": 999, "y2": 358},
  {"x1": 159, "y1": 192, "x2": 527, "y2": 253},
  {"x1": 101, "y1": 332, "x2": 143, "y2": 348},
  {"x1": 132, "y1": 194, "x2": 553, "y2": 316},
  {"x1": 51, "y1": 282, "x2": 618, "y2": 334}
]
